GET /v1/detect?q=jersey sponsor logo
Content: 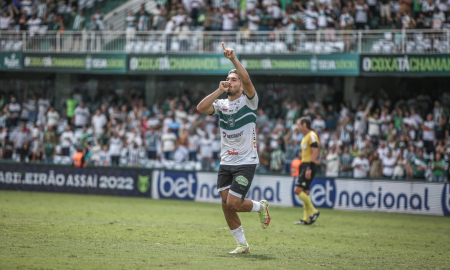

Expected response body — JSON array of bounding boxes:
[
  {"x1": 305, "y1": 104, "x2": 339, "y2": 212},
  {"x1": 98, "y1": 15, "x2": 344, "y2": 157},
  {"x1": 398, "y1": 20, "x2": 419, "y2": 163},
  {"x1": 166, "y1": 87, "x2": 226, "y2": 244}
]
[
  {"x1": 227, "y1": 148, "x2": 239, "y2": 155},
  {"x1": 222, "y1": 108, "x2": 228, "y2": 111},
  {"x1": 225, "y1": 131, "x2": 244, "y2": 139},
  {"x1": 223, "y1": 132, "x2": 226, "y2": 137},
  {"x1": 236, "y1": 175, "x2": 249, "y2": 186}
]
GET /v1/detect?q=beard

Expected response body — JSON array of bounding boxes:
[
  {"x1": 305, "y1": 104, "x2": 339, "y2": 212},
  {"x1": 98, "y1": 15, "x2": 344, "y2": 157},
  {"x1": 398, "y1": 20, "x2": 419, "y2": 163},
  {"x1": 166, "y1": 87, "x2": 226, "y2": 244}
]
[{"x1": 226, "y1": 87, "x2": 240, "y2": 96}]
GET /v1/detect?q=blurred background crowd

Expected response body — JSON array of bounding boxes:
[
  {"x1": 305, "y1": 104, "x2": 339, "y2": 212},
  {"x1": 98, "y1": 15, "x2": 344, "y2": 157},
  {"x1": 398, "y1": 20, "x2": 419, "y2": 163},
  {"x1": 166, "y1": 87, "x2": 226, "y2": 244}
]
[
  {"x1": 0, "y1": 81, "x2": 449, "y2": 182},
  {"x1": 1, "y1": 0, "x2": 450, "y2": 35}
]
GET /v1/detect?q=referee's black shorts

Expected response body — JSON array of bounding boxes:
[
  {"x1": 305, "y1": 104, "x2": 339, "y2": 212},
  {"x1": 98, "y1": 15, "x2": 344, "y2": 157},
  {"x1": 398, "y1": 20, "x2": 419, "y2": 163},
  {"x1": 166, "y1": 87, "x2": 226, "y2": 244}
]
[{"x1": 296, "y1": 163, "x2": 317, "y2": 191}]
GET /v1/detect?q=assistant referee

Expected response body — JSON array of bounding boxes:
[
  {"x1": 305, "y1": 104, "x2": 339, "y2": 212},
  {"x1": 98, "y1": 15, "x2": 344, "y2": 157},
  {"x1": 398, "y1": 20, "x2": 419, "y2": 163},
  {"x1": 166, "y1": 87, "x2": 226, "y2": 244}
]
[{"x1": 293, "y1": 117, "x2": 320, "y2": 225}]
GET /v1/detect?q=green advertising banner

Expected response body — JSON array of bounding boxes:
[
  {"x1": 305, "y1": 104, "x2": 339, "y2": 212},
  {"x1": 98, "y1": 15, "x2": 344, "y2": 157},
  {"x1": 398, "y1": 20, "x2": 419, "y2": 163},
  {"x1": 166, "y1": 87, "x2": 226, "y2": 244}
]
[
  {"x1": 360, "y1": 54, "x2": 450, "y2": 76},
  {"x1": 0, "y1": 52, "x2": 22, "y2": 71},
  {"x1": 128, "y1": 54, "x2": 236, "y2": 75},
  {"x1": 239, "y1": 54, "x2": 359, "y2": 75},
  {"x1": 23, "y1": 53, "x2": 127, "y2": 73}
]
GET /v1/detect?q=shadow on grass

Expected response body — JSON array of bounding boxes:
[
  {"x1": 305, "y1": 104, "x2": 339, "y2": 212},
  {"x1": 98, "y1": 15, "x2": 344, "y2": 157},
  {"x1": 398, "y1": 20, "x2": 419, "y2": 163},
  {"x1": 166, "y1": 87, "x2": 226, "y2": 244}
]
[{"x1": 215, "y1": 254, "x2": 275, "y2": 261}]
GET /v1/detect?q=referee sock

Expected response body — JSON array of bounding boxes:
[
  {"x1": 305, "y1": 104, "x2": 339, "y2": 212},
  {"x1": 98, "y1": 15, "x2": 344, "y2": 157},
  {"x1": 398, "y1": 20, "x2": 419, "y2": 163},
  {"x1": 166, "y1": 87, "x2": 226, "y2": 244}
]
[
  {"x1": 298, "y1": 192, "x2": 311, "y2": 222},
  {"x1": 230, "y1": 226, "x2": 248, "y2": 246},
  {"x1": 251, "y1": 200, "x2": 262, "y2": 212}
]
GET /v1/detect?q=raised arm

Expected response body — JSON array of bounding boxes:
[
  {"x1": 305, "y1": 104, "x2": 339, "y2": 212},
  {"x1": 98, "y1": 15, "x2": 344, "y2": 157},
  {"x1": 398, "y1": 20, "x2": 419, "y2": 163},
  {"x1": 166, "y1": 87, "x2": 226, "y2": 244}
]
[{"x1": 222, "y1": 42, "x2": 256, "y2": 99}]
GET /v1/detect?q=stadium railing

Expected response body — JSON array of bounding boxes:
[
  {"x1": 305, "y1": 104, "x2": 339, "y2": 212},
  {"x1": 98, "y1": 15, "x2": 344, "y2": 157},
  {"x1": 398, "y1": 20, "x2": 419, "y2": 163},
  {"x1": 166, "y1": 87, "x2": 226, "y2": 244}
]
[{"x1": 0, "y1": 29, "x2": 449, "y2": 54}]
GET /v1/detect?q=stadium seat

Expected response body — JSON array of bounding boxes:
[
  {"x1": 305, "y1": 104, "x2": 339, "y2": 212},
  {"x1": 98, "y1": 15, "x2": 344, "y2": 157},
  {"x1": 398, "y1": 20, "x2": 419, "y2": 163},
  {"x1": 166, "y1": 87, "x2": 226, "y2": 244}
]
[
  {"x1": 133, "y1": 41, "x2": 144, "y2": 53},
  {"x1": 170, "y1": 40, "x2": 180, "y2": 52},
  {"x1": 151, "y1": 42, "x2": 164, "y2": 53},
  {"x1": 12, "y1": 41, "x2": 22, "y2": 51},
  {"x1": 274, "y1": 42, "x2": 287, "y2": 53},
  {"x1": 125, "y1": 42, "x2": 135, "y2": 53},
  {"x1": 61, "y1": 157, "x2": 72, "y2": 165},
  {"x1": 53, "y1": 156, "x2": 62, "y2": 164},
  {"x1": 254, "y1": 43, "x2": 264, "y2": 53},
  {"x1": 244, "y1": 43, "x2": 254, "y2": 53},
  {"x1": 263, "y1": 42, "x2": 275, "y2": 53}
]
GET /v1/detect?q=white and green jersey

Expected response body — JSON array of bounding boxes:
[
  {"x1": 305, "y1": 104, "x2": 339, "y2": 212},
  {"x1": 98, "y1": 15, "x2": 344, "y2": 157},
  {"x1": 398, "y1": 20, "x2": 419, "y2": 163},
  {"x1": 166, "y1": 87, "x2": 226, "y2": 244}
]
[{"x1": 212, "y1": 93, "x2": 259, "y2": 166}]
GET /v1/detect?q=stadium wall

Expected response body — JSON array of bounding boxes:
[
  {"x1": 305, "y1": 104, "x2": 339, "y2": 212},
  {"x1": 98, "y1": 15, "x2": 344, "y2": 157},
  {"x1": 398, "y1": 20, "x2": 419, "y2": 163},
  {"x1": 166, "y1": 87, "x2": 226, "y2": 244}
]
[{"x1": 1, "y1": 162, "x2": 448, "y2": 216}]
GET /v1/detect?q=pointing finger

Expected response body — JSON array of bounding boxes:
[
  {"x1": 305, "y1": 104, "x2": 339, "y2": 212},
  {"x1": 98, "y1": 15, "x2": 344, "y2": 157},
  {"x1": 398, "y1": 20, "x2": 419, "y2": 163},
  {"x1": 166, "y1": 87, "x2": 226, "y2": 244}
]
[{"x1": 222, "y1": 42, "x2": 226, "y2": 51}]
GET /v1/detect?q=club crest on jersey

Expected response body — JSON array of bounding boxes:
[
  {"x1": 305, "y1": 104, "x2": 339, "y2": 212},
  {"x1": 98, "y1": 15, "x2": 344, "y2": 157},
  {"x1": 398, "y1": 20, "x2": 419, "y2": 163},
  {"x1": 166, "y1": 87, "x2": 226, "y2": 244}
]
[
  {"x1": 302, "y1": 143, "x2": 307, "y2": 150},
  {"x1": 227, "y1": 117, "x2": 235, "y2": 127},
  {"x1": 236, "y1": 176, "x2": 249, "y2": 186}
]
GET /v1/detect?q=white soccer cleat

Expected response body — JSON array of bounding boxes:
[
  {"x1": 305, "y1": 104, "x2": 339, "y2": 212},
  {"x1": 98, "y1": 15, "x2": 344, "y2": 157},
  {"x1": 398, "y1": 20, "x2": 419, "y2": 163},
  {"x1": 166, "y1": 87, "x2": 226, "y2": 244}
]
[
  {"x1": 259, "y1": 200, "x2": 271, "y2": 229},
  {"x1": 229, "y1": 245, "x2": 250, "y2": 254}
]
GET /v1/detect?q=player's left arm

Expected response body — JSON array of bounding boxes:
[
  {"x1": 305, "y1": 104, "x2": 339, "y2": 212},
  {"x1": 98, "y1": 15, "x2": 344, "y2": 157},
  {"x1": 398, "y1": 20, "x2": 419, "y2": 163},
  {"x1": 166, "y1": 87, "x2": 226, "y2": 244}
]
[
  {"x1": 306, "y1": 134, "x2": 319, "y2": 180},
  {"x1": 222, "y1": 42, "x2": 256, "y2": 99}
]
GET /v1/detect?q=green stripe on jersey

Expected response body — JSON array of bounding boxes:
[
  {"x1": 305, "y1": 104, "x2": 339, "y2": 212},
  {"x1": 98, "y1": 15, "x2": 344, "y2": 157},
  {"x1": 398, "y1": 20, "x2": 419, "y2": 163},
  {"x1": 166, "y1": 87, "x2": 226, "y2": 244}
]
[
  {"x1": 220, "y1": 114, "x2": 257, "y2": 130},
  {"x1": 218, "y1": 105, "x2": 257, "y2": 121}
]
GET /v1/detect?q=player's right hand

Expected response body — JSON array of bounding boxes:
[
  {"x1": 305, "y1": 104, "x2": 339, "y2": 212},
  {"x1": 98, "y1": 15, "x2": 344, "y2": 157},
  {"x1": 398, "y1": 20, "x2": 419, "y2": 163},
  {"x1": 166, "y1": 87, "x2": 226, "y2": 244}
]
[
  {"x1": 219, "y1": 81, "x2": 230, "y2": 92},
  {"x1": 305, "y1": 169, "x2": 311, "y2": 180}
]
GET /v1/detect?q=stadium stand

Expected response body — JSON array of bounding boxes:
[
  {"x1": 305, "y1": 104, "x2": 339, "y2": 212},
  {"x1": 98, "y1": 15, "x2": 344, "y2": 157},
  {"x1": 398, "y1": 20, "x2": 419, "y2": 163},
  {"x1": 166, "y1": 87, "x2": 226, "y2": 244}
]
[{"x1": 0, "y1": 78, "x2": 449, "y2": 182}]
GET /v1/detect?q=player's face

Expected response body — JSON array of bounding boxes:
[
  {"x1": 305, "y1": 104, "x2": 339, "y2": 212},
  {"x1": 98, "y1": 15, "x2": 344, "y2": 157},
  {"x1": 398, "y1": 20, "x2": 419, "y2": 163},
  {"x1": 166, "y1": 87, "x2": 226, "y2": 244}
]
[{"x1": 226, "y1": 73, "x2": 242, "y2": 96}]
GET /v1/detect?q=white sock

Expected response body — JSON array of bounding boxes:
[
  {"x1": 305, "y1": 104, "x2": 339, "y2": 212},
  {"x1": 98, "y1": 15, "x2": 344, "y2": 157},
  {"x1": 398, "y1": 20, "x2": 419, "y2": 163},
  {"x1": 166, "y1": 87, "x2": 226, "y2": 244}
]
[
  {"x1": 230, "y1": 226, "x2": 248, "y2": 246},
  {"x1": 251, "y1": 200, "x2": 262, "y2": 212}
]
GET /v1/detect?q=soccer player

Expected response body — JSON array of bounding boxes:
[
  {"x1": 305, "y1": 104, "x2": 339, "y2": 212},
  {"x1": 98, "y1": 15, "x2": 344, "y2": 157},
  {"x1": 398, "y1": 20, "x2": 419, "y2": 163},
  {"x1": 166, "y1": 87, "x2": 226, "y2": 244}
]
[
  {"x1": 196, "y1": 43, "x2": 270, "y2": 254},
  {"x1": 293, "y1": 117, "x2": 320, "y2": 225}
]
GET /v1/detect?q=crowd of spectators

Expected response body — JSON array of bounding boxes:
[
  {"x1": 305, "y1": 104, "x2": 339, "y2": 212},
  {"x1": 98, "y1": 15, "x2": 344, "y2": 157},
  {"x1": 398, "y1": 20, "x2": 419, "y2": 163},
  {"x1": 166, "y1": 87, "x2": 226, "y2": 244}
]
[
  {"x1": 0, "y1": 0, "x2": 104, "y2": 32},
  {"x1": 1, "y1": 0, "x2": 450, "y2": 35},
  {"x1": 144, "y1": 0, "x2": 450, "y2": 33},
  {"x1": 0, "y1": 86, "x2": 449, "y2": 182}
]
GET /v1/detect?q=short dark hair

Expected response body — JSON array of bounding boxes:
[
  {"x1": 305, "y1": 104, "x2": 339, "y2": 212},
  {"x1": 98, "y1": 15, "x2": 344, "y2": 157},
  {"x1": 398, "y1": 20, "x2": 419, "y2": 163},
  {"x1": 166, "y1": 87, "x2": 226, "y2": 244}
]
[
  {"x1": 228, "y1": 69, "x2": 238, "y2": 76},
  {"x1": 299, "y1": 117, "x2": 311, "y2": 129}
]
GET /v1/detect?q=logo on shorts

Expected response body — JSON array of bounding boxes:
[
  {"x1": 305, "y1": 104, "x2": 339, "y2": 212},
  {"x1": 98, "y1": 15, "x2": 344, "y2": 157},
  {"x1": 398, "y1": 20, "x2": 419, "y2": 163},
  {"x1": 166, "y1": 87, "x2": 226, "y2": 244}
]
[{"x1": 236, "y1": 176, "x2": 249, "y2": 186}]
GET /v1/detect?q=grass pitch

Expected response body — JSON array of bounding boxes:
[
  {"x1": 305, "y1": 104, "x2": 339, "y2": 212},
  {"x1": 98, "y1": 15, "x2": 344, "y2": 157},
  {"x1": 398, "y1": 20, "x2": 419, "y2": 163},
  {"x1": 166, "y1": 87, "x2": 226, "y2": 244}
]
[{"x1": 1, "y1": 191, "x2": 449, "y2": 270}]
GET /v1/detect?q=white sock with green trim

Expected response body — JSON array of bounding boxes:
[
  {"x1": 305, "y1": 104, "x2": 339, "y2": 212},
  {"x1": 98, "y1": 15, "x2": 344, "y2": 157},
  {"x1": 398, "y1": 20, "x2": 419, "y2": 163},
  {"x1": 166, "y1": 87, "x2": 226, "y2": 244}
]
[
  {"x1": 230, "y1": 226, "x2": 248, "y2": 246},
  {"x1": 251, "y1": 200, "x2": 262, "y2": 212}
]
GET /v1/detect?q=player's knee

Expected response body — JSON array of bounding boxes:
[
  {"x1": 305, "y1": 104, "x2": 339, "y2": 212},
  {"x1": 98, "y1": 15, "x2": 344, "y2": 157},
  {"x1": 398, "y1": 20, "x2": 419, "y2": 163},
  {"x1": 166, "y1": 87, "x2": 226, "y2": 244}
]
[{"x1": 294, "y1": 186, "x2": 302, "y2": 195}]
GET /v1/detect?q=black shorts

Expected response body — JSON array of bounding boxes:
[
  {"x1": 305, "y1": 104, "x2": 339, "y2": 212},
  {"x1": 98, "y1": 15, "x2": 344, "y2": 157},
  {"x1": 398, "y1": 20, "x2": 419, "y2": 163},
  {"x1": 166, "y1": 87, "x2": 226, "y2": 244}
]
[
  {"x1": 217, "y1": 164, "x2": 257, "y2": 199},
  {"x1": 296, "y1": 163, "x2": 317, "y2": 190}
]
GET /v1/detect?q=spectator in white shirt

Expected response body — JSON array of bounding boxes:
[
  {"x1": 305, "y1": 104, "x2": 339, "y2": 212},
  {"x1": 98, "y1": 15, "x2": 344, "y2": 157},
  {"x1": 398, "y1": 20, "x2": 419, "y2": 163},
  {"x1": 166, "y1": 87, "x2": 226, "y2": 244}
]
[
  {"x1": 312, "y1": 114, "x2": 326, "y2": 132},
  {"x1": 46, "y1": 107, "x2": 60, "y2": 127},
  {"x1": 422, "y1": 113, "x2": 435, "y2": 153},
  {"x1": 222, "y1": 7, "x2": 235, "y2": 30},
  {"x1": 109, "y1": 132, "x2": 123, "y2": 166},
  {"x1": 247, "y1": 9, "x2": 261, "y2": 31},
  {"x1": 60, "y1": 125, "x2": 75, "y2": 156},
  {"x1": 377, "y1": 141, "x2": 389, "y2": 160},
  {"x1": 352, "y1": 152, "x2": 370, "y2": 178},
  {"x1": 354, "y1": 0, "x2": 368, "y2": 29},
  {"x1": 37, "y1": 94, "x2": 50, "y2": 126},
  {"x1": 73, "y1": 102, "x2": 90, "y2": 129},
  {"x1": 365, "y1": 111, "x2": 382, "y2": 140},
  {"x1": 325, "y1": 146, "x2": 340, "y2": 177},
  {"x1": 97, "y1": 145, "x2": 111, "y2": 166},
  {"x1": 382, "y1": 150, "x2": 396, "y2": 178},
  {"x1": 91, "y1": 109, "x2": 108, "y2": 135},
  {"x1": 161, "y1": 129, "x2": 177, "y2": 160}
]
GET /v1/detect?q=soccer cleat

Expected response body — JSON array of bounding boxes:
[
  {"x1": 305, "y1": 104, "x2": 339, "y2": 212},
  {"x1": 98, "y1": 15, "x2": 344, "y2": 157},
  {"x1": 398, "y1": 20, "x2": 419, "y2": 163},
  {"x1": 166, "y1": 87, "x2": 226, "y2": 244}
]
[
  {"x1": 259, "y1": 200, "x2": 271, "y2": 229},
  {"x1": 309, "y1": 211, "x2": 320, "y2": 224},
  {"x1": 293, "y1": 219, "x2": 311, "y2": 225},
  {"x1": 229, "y1": 245, "x2": 250, "y2": 254}
]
